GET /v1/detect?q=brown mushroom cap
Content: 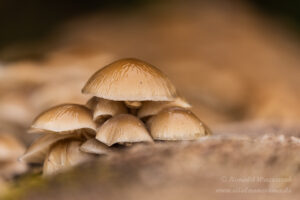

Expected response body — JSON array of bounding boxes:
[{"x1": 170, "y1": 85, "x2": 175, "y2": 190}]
[
  {"x1": 20, "y1": 133, "x2": 80, "y2": 164},
  {"x1": 124, "y1": 101, "x2": 142, "y2": 109},
  {"x1": 0, "y1": 134, "x2": 25, "y2": 162},
  {"x1": 138, "y1": 97, "x2": 191, "y2": 118},
  {"x1": 80, "y1": 138, "x2": 111, "y2": 155},
  {"x1": 30, "y1": 104, "x2": 96, "y2": 134},
  {"x1": 0, "y1": 160, "x2": 27, "y2": 179},
  {"x1": 43, "y1": 139, "x2": 94, "y2": 176},
  {"x1": 96, "y1": 114, "x2": 153, "y2": 146},
  {"x1": 86, "y1": 97, "x2": 127, "y2": 123},
  {"x1": 82, "y1": 58, "x2": 177, "y2": 101},
  {"x1": 85, "y1": 96, "x2": 98, "y2": 110},
  {"x1": 148, "y1": 107, "x2": 209, "y2": 140}
]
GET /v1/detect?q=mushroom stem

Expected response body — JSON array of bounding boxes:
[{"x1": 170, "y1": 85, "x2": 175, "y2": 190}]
[{"x1": 129, "y1": 108, "x2": 138, "y2": 115}]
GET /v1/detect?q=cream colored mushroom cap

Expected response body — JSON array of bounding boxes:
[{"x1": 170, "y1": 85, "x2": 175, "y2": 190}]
[
  {"x1": 149, "y1": 107, "x2": 208, "y2": 140},
  {"x1": 20, "y1": 133, "x2": 80, "y2": 164},
  {"x1": 96, "y1": 114, "x2": 153, "y2": 146},
  {"x1": 82, "y1": 58, "x2": 177, "y2": 101},
  {"x1": 31, "y1": 104, "x2": 96, "y2": 133},
  {"x1": 138, "y1": 97, "x2": 191, "y2": 118},
  {"x1": 0, "y1": 134, "x2": 25, "y2": 162},
  {"x1": 86, "y1": 97, "x2": 127, "y2": 121},
  {"x1": 43, "y1": 140, "x2": 94, "y2": 176}
]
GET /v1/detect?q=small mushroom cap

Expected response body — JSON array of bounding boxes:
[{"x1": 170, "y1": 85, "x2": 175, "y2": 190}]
[
  {"x1": 138, "y1": 97, "x2": 191, "y2": 118},
  {"x1": 125, "y1": 101, "x2": 142, "y2": 109},
  {"x1": 86, "y1": 97, "x2": 127, "y2": 122},
  {"x1": 0, "y1": 134, "x2": 25, "y2": 162},
  {"x1": 20, "y1": 133, "x2": 80, "y2": 164},
  {"x1": 43, "y1": 139, "x2": 94, "y2": 176},
  {"x1": 148, "y1": 107, "x2": 208, "y2": 140},
  {"x1": 96, "y1": 114, "x2": 153, "y2": 146},
  {"x1": 0, "y1": 160, "x2": 27, "y2": 179},
  {"x1": 31, "y1": 104, "x2": 96, "y2": 134},
  {"x1": 82, "y1": 58, "x2": 177, "y2": 101},
  {"x1": 80, "y1": 138, "x2": 111, "y2": 155},
  {"x1": 86, "y1": 96, "x2": 98, "y2": 110}
]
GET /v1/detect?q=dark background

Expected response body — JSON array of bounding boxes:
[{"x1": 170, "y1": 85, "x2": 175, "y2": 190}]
[{"x1": 0, "y1": 0, "x2": 299, "y2": 55}]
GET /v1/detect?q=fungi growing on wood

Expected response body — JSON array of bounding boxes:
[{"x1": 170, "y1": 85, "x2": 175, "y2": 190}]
[{"x1": 21, "y1": 58, "x2": 211, "y2": 175}]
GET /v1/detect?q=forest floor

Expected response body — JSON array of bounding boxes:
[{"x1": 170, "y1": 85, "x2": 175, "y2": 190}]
[{"x1": 0, "y1": 1, "x2": 300, "y2": 199}]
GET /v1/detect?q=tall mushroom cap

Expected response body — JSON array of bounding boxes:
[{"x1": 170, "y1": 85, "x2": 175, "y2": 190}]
[
  {"x1": 86, "y1": 97, "x2": 127, "y2": 123},
  {"x1": 80, "y1": 138, "x2": 111, "y2": 155},
  {"x1": 43, "y1": 139, "x2": 94, "y2": 176},
  {"x1": 30, "y1": 104, "x2": 96, "y2": 134},
  {"x1": 148, "y1": 107, "x2": 209, "y2": 140},
  {"x1": 82, "y1": 58, "x2": 177, "y2": 101},
  {"x1": 138, "y1": 97, "x2": 191, "y2": 118},
  {"x1": 96, "y1": 114, "x2": 153, "y2": 146},
  {"x1": 0, "y1": 134, "x2": 25, "y2": 162},
  {"x1": 20, "y1": 133, "x2": 80, "y2": 164}
]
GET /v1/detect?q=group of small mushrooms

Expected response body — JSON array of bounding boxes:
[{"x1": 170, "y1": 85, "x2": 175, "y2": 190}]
[{"x1": 20, "y1": 58, "x2": 211, "y2": 176}]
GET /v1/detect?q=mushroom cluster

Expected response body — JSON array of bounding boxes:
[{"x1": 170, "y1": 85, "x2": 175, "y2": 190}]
[{"x1": 21, "y1": 58, "x2": 210, "y2": 175}]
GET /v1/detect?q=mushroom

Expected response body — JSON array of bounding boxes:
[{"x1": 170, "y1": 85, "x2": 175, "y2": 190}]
[
  {"x1": 20, "y1": 133, "x2": 81, "y2": 164},
  {"x1": 124, "y1": 101, "x2": 142, "y2": 116},
  {"x1": 124, "y1": 101, "x2": 142, "y2": 109},
  {"x1": 86, "y1": 97, "x2": 127, "y2": 124},
  {"x1": 0, "y1": 160, "x2": 28, "y2": 180},
  {"x1": 148, "y1": 107, "x2": 210, "y2": 141},
  {"x1": 80, "y1": 138, "x2": 112, "y2": 155},
  {"x1": 0, "y1": 134, "x2": 25, "y2": 162},
  {"x1": 43, "y1": 139, "x2": 94, "y2": 176},
  {"x1": 86, "y1": 96, "x2": 98, "y2": 110},
  {"x1": 30, "y1": 104, "x2": 96, "y2": 134},
  {"x1": 138, "y1": 96, "x2": 191, "y2": 119},
  {"x1": 0, "y1": 134, "x2": 27, "y2": 179},
  {"x1": 96, "y1": 114, "x2": 153, "y2": 146},
  {"x1": 82, "y1": 58, "x2": 177, "y2": 101}
]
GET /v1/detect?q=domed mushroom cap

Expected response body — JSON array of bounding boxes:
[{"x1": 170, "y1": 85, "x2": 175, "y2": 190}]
[
  {"x1": 148, "y1": 107, "x2": 209, "y2": 140},
  {"x1": 124, "y1": 101, "x2": 142, "y2": 109},
  {"x1": 85, "y1": 96, "x2": 99, "y2": 110},
  {"x1": 43, "y1": 140, "x2": 94, "y2": 176},
  {"x1": 96, "y1": 114, "x2": 153, "y2": 146},
  {"x1": 80, "y1": 138, "x2": 111, "y2": 155},
  {"x1": 82, "y1": 58, "x2": 177, "y2": 101},
  {"x1": 0, "y1": 160, "x2": 27, "y2": 179},
  {"x1": 31, "y1": 104, "x2": 96, "y2": 134},
  {"x1": 86, "y1": 97, "x2": 127, "y2": 123},
  {"x1": 138, "y1": 97, "x2": 191, "y2": 118},
  {"x1": 0, "y1": 134, "x2": 25, "y2": 162},
  {"x1": 20, "y1": 133, "x2": 80, "y2": 164}
]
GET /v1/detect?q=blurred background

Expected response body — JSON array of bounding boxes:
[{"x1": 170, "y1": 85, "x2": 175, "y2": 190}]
[{"x1": 0, "y1": 0, "x2": 300, "y2": 144}]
